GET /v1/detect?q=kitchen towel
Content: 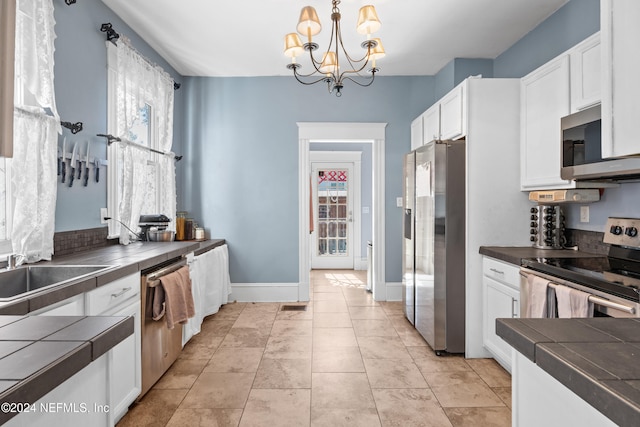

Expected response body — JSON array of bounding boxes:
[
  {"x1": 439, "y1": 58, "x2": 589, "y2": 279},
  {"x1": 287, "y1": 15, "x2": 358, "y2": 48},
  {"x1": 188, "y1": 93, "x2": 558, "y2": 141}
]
[
  {"x1": 525, "y1": 274, "x2": 550, "y2": 318},
  {"x1": 555, "y1": 285, "x2": 594, "y2": 318},
  {"x1": 152, "y1": 266, "x2": 195, "y2": 329}
]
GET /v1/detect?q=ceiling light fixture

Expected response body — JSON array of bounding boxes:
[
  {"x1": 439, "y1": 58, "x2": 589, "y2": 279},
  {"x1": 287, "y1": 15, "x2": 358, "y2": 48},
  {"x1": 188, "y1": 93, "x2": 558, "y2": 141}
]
[{"x1": 283, "y1": 0, "x2": 385, "y2": 97}]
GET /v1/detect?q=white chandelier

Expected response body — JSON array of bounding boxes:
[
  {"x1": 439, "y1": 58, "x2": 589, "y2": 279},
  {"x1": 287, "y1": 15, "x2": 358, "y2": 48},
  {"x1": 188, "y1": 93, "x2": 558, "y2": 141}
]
[{"x1": 283, "y1": 0, "x2": 385, "y2": 97}]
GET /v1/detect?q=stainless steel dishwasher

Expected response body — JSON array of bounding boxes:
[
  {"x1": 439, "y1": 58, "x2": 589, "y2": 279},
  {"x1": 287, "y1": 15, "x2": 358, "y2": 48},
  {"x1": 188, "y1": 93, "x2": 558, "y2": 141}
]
[{"x1": 139, "y1": 257, "x2": 186, "y2": 398}]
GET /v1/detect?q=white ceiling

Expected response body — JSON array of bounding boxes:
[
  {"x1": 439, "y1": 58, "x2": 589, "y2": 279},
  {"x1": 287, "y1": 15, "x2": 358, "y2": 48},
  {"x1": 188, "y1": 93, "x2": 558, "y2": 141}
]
[{"x1": 101, "y1": 0, "x2": 569, "y2": 77}]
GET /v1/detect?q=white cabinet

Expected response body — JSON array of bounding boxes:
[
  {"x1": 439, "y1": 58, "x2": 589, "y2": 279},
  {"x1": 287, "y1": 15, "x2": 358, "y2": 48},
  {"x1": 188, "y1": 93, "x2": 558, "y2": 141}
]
[
  {"x1": 106, "y1": 300, "x2": 141, "y2": 424},
  {"x1": 439, "y1": 84, "x2": 466, "y2": 140},
  {"x1": 85, "y1": 272, "x2": 141, "y2": 424},
  {"x1": 5, "y1": 354, "x2": 109, "y2": 427},
  {"x1": 520, "y1": 55, "x2": 572, "y2": 190},
  {"x1": 520, "y1": 32, "x2": 603, "y2": 190},
  {"x1": 410, "y1": 82, "x2": 465, "y2": 150},
  {"x1": 570, "y1": 32, "x2": 601, "y2": 113},
  {"x1": 601, "y1": 0, "x2": 640, "y2": 158},
  {"x1": 513, "y1": 352, "x2": 617, "y2": 427},
  {"x1": 410, "y1": 115, "x2": 423, "y2": 151},
  {"x1": 31, "y1": 294, "x2": 85, "y2": 316},
  {"x1": 482, "y1": 257, "x2": 520, "y2": 372},
  {"x1": 422, "y1": 105, "x2": 440, "y2": 143}
]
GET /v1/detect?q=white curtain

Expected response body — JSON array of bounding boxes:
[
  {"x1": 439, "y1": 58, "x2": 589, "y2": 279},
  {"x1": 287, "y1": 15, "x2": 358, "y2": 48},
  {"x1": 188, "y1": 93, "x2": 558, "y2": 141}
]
[
  {"x1": 11, "y1": 0, "x2": 59, "y2": 262},
  {"x1": 114, "y1": 39, "x2": 176, "y2": 242}
]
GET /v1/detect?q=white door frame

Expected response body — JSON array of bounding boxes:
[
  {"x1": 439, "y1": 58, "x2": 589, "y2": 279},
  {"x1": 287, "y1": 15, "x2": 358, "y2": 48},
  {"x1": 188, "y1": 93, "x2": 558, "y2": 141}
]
[
  {"x1": 310, "y1": 152, "x2": 362, "y2": 270},
  {"x1": 298, "y1": 122, "x2": 387, "y2": 301}
]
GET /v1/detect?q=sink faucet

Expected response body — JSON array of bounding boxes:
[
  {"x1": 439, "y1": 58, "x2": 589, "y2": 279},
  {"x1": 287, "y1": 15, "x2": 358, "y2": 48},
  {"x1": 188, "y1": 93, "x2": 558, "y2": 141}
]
[{"x1": 6, "y1": 254, "x2": 25, "y2": 270}]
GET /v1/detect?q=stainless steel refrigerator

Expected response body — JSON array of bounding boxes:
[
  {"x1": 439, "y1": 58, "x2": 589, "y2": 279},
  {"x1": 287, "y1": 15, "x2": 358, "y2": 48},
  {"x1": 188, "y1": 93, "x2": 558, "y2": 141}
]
[{"x1": 402, "y1": 140, "x2": 465, "y2": 355}]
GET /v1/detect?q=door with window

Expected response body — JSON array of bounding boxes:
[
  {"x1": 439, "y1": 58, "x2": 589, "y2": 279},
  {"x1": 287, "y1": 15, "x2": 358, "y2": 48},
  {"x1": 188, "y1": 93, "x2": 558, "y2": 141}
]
[{"x1": 311, "y1": 162, "x2": 354, "y2": 269}]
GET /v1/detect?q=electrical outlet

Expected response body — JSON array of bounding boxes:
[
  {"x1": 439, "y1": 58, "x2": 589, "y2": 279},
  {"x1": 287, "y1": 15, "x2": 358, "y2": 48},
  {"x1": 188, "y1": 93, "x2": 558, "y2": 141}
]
[
  {"x1": 100, "y1": 208, "x2": 108, "y2": 224},
  {"x1": 580, "y1": 205, "x2": 589, "y2": 223},
  {"x1": 396, "y1": 197, "x2": 403, "y2": 208}
]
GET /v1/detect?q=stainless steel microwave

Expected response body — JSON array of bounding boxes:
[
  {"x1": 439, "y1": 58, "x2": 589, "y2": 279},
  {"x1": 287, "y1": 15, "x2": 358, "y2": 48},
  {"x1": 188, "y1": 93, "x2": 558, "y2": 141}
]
[{"x1": 561, "y1": 105, "x2": 640, "y2": 181}]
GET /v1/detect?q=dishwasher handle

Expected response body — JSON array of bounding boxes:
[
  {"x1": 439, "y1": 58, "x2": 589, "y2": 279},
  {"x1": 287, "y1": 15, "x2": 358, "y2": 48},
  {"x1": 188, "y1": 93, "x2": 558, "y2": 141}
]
[{"x1": 145, "y1": 258, "x2": 187, "y2": 284}]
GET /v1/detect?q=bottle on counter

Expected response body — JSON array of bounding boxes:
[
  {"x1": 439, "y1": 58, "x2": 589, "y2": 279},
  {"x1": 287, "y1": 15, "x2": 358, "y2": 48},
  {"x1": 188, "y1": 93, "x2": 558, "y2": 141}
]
[
  {"x1": 185, "y1": 218, "x2": 194, "y2": 240},
  {"x1": 176, "y1": 211, "x2": 187, "y2": 240},
  {"x1": 195, "y1": 225, "x2": 205, "y2": 241}
]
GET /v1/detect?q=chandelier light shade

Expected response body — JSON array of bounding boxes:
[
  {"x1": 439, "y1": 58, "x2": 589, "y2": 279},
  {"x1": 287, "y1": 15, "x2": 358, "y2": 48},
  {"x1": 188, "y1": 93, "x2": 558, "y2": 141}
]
[
  {"x1": 356, "y1": 5, "x2": 381, "y2": 35},
  {"x1": 283, "y1": 0, "x2": 384, "y2": 96}
]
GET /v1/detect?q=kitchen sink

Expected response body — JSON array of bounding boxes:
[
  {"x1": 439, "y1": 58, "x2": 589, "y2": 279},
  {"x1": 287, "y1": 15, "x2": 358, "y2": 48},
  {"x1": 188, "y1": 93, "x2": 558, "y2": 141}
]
[{"x1": 0, "y1": 265, "x2": 115, "y2": 301}]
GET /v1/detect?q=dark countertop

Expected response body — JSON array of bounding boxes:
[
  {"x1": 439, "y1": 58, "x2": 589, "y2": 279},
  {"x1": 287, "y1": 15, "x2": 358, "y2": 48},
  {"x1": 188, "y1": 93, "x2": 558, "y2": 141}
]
[
  {"x1": 479, "y1": 246, "x2": 599, "y2": 266},
  {"x1": 496, "y1": 317, "x2": 640, "y2": 427},
  {"x1": 0, "y1": 315, "x2": 134, "y2": 425},
  {"x1": 0, "y1": 239, "x2": 225, "y2": 315},
  {"x1": 0, "y1": 238, "x2": 225, "y2": 424}
]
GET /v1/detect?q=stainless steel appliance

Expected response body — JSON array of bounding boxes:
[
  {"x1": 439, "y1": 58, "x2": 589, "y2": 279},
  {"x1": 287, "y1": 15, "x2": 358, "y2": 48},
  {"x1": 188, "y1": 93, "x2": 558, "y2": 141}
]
[
  {"x1": 529, "y1": 204, "x2": 566, "y2": 249},
  {"x1": 561, "y1": 105, "x2": 640, "y2": 181},
  {"x1": 520, "y1": 217, "x2": 640, "y2": 318},
  {"x1": 139, "y1": 214, "x2": 171, "y2": 241},
  {"x1": 402, "y1": 140, "x2": 465, "y2": 354},
  {"x1": 139, "y1": 257, "x2": 186, "y2": 398}
]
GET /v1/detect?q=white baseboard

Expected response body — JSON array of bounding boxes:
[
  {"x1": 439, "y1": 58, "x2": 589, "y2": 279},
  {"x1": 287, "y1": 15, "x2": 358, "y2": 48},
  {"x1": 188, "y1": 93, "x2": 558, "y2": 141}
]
[
  {"x1": 229, "y1": 283, "x2": 301, "y2": 302},
  {"x1": 385, "y1": 282, "x2": 402, "y2": 301},
  {"x1": 354, "y1": 258, "x2": 368, "y2": 271}
]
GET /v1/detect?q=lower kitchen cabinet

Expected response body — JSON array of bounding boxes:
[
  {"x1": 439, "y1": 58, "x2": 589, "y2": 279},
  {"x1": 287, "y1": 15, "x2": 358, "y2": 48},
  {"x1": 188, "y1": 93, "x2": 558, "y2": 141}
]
[
  {"x1": 482, "y1": 257, "x2": 520, "y2": 372},
  {"x1": 4, "y1": 354, "x2": 110, "y2": 427},
  {"x1": 30, "y1": 293, "x2": 84, "y2": 316},
  {"x1": 85, "y1": 272, "x2": 141, "y2": 424}
]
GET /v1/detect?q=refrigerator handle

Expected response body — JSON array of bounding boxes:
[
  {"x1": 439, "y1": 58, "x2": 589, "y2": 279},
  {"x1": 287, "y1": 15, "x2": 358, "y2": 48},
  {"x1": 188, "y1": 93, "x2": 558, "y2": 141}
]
[{"x1": 404, "y1": 209, "x2": 412, "y2": 240}]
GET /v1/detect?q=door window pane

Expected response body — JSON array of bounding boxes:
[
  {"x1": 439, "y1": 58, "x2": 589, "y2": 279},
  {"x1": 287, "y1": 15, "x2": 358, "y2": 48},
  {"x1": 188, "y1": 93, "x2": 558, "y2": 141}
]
[{"x1": 316, "y1": 169, "x2": 349, "y2": 257}]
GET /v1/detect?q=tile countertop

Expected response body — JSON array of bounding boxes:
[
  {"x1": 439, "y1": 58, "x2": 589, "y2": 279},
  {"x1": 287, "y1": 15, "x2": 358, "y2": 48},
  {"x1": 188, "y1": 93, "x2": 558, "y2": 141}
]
[
  {"x1": 0, "y1": 239, "x2": 225, "y2": 315},
  {"x1": 0, "y1": 238, "x2": 225, "y2": 424},
  {"x1": 0, "y1": 315, "x2": 134, "y2": 425},
  {"x1": 496, "y1": 317, "x2": 640, "y2": 427},
  {"x1": 479, "y1": 246, "x2": 600, "y2": 266}
]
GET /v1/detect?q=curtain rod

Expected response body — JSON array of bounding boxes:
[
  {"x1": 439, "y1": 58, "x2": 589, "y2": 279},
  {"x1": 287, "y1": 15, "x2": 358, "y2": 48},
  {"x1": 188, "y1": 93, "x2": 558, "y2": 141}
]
[
  {"x1": 96, "y1": 134, "x2": 183, "y2": 161},
  {"x1": 99, "y1": 23, "x2": 180, "y2": 90}
]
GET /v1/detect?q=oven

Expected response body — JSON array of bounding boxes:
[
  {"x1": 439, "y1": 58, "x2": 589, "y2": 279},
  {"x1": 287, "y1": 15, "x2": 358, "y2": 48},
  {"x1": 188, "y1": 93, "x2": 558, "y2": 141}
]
[{"x1": 519, "y1": 217, "x2": 640, "y2": 319}]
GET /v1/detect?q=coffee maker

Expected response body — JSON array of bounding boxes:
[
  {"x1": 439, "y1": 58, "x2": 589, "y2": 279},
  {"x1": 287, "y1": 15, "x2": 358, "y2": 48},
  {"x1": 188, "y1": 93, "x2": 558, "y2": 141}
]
[
  {"x1": 139, "y1": 214, "x2": 170, "y2": 241},
  {"x1": 529, "y1": 205, "x2": 566, "y2": 249}
]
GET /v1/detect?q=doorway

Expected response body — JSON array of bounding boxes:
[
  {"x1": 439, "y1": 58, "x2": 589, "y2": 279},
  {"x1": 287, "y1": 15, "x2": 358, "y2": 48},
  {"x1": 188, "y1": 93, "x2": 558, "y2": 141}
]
[
  {"x1": 297, "y1": 122, "x2": 387, "y2": 302},
  {"x1": 310, "y1": 152, "x2": 362, "y2": 270}
]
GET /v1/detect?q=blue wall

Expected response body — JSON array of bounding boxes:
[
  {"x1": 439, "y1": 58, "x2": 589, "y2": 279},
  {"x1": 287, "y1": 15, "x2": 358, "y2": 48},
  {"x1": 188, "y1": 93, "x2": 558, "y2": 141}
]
[
  {"x1": 181, "y1": 76, "x2": 434, "y2": 283},
  {"x1": 309, "y1": 142, "x2": 374, "y2": 259},
  {"x1": 493, "y1": 0, "x2": 600, "y2": 78},
  {"x1": 50, "y1": 0, "x2": 621, "y2": 286},
  {"x1": 52, "y1": 0, "x2": 184, "y2": 231}
]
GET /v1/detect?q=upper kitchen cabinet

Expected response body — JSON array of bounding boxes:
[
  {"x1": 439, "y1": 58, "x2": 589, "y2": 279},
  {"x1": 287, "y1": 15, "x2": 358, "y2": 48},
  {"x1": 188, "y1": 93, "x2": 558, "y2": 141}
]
[
  {"x1": 439, "y1": 84, "x2": 466, "y2": 140},
  {"x1": 601, "y1": 0, "x2": 640, "y2": 158},
  {"x1": 570, "y1": 32, "x2": 601, "y2": 113},
  {"x1": 520, "y1": 33, "x2": 602, "y2": 191},
  {"x1": 410, "y1": 114, "x2": 423, "y2": 151},
  {"x1": 520, "y1": 55, "x2": 572, "y2": 190},
  {"x1": 410, "y1": 81, "x2": 466, "y2": 150}
]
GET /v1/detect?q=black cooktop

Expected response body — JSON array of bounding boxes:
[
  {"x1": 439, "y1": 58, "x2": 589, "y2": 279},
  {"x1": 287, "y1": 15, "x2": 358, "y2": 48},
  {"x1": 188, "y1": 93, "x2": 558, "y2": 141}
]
[{"x1": 522, "y1": 256, "x2": 640, "y2": 303}]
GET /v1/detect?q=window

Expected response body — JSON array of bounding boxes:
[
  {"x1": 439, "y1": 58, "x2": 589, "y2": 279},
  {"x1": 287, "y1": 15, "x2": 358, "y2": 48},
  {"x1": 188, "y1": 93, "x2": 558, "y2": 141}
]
[{"x1": 106, "y1": 41, "x2": 176, "y2": 243}]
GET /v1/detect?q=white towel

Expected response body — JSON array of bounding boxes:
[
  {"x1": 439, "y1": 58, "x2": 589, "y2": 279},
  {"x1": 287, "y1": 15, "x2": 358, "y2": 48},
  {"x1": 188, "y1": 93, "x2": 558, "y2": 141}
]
[
  {"x1": 526, "y1": 274, "x2": 550, "y2": 318},
  {"x1": 556, "y1": 284, "x2": 594, "y2": 318}
]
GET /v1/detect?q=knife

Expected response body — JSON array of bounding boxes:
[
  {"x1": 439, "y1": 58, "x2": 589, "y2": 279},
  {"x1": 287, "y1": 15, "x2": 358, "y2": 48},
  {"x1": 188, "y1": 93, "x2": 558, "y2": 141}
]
[
  {"x1": 83, "y1": 141, "x2": 90, "y2": 186},
  {"x1": 76, "y1": 142, "x2": 83, "y2": 179},
  {"x1": 94, "y1": 158, "x2": 100, "y2": 183},
  {"x1": 61, "y1": 138, "x2": 67, "y2": 183},
  {"x1": 69, "y1": 142, "x2": 78, "y2": 187}
]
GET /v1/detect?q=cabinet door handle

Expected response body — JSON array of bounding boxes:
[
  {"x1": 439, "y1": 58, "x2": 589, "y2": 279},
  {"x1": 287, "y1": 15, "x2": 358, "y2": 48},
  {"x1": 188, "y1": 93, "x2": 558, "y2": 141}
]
[
  {"x1": 512, "y1": 298, "x2": 519, "y2": 318},
  {"x1": 111, "y1": 287, "x2": 132, "y2": 298},
  {"x1": 489, "y1": 268, "x2": 504, "y2": 275}
]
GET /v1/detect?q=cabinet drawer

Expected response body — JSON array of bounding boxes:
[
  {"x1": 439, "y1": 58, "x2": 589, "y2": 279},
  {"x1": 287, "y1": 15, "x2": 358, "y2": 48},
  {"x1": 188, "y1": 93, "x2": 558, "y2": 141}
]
[
  {"x1": 86, "y1": 272, "x2": 140, "y2": 315},
  {"x1": 482, "y1": 257, "x2": 520, "y2": 290}
]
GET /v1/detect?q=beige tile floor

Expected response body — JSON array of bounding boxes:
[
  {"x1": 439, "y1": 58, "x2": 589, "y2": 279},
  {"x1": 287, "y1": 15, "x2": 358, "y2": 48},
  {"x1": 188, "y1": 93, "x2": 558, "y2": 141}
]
[{"x1": 118, "y1": 270, "x2": 512, "y2": 427}]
